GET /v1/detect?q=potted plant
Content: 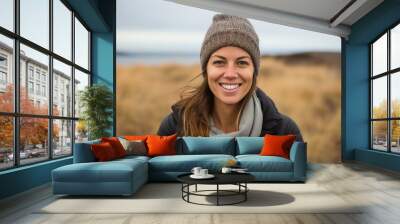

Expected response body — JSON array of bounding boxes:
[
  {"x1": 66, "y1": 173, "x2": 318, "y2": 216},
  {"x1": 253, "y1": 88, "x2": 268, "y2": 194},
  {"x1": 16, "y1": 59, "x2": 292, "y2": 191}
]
[{"x1": 79, "y1": 84, "x2": 113, "y2": 140}]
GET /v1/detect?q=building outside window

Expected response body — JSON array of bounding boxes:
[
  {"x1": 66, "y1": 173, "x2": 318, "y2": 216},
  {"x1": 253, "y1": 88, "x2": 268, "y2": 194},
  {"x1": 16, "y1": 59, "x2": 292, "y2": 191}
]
[
  {"x1": 0, "y1": 54, "x2": 7, "y2": 87},
  {"x1": 35, "y1": 83, "x2": 40, "y2": 95},
  {"x1": 41, "y1": 73, "x2": 46, "y2": 83},
  {"x1": 28, "y1": 81, "x2": 34, "y2": 94},
  {"x1": 0, "y1": 71, "x2": 6, "y2": 84},
  {"x1": 28, "y1": 66, "x2": 34, "y2": 80},
  {"x1": 35, "y1": 70, "x2": 40, "y2": 81},
  {"x1": 0, "y1": 54, "x2": 7, "y2": 67},
  {"x1": 54, "y1": 89, "x2": 58, "y2": 103}
]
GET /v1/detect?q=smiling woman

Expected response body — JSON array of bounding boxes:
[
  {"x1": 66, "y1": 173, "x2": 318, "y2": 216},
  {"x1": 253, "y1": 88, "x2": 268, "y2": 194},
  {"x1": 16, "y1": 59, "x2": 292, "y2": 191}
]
[{"x1": 157, "y1": 14, "x2": 303, "y2": 140}]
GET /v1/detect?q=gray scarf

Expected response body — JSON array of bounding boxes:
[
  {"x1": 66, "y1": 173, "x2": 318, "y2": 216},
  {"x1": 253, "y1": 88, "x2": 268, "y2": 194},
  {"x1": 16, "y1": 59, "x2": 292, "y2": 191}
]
[{"x1": 209, "y1": 92, "x2": 263, "y2": 137}]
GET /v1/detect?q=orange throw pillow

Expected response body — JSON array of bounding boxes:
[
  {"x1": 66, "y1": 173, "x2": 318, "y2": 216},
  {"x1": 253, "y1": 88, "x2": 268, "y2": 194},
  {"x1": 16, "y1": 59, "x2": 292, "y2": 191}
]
[
  {"x1": 124, "y1": 135, "x2": 148, "y2": 141},
  {"x1": 146, "y1": 134, "x2": 177, "y2": 157},
  {"x1": 101, "y1": 137, "x2": 127, "y2": 158},
  {"x1": 259, "y1": 134, "x2": 296, "y2": 159},
  {"x1": 91, "y1": 142, "x2": 117, "y2": 161}
]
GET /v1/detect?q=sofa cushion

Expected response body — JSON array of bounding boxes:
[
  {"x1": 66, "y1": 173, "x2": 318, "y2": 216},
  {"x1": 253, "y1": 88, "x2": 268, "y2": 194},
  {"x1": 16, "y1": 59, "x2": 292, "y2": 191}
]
[
  {"x1": 236, "y1": 155, "x2": 293, "y2": 172},
  {"x1": 52, "y1": 159, "x2": 147, "y2": 183},
  {"x1": 236, "y1": 137, "x2": 264, "y2": 155},
  {"x1": 115, "y1": 155, "x2": 150, "y2": 164},
  {"x1": 148, "y1": 154, "x2": 235, "y2": 172},
  {"x1": 147, "y1": 134, "x2": 177, "y2": 157},
  {"x1": 73, "y1": 139, "x2": 100, "y2": 163},
  {"x1": 178, "y1": 137, "x2": 235, "y2": 155},
  {"x1": 260, "y1": 134, "x2": 296, "y2": 159},
  {"x1": 91, "y1": 142, "x2": 118, "y2": 161},
  {"x1": 101, "y1": 137, "x2": 127, "y2": 158},
  {"x1": 118, "y1": 138, "x2": 147, "y2": 156},
  {"x1": 124, "y1": 135, "x2": 148, "y2": 141}
]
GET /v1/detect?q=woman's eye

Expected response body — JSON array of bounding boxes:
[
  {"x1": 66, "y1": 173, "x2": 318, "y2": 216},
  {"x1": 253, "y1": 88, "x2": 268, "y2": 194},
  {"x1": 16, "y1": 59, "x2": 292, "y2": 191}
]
[
  {"x1": 238, "y1": 61, "x2": 249, "y2": 65},
  {"x1": 213, "y1": 60, "x2": 224, "y2": 65}
]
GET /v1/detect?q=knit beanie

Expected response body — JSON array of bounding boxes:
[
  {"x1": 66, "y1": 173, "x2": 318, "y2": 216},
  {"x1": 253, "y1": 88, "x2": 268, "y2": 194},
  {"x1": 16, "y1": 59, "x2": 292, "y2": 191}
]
[{"x1": 200, "y1": 14, "x2": 260, "y2": 76}]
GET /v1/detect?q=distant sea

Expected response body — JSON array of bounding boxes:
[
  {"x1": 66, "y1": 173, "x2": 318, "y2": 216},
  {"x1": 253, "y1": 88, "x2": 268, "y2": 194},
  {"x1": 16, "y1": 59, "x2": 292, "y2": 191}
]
[{"x1": 117, "y1": 52, "x2": 200, "y2": 65}]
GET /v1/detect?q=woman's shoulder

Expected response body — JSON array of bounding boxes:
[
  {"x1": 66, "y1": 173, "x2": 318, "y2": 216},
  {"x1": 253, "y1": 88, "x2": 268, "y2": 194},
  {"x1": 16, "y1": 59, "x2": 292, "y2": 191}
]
[
  {"x1": 255, "y1": 88, "x2": 281, "y2": 119},
  {"x1": 255, "y1": 88, "x2": 303, "y2": 141},
  {"x1": 157, "y1": 104, "x2": 181, "y2": 136}
]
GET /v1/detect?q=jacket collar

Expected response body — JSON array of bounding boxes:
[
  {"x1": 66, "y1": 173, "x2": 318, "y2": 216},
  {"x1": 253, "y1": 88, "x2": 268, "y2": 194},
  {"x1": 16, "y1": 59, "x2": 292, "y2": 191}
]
[
  {"x1": 171, "y1": 87, "x2": 283, "y2": 133},
  {"x1": 255, "y1": 88, "x2": 282, "y2": 131}
]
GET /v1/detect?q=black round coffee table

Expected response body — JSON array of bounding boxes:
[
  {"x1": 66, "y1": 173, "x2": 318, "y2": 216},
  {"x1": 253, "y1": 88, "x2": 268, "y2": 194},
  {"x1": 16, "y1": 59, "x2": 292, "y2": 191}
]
[{"x1": 177, "y1": 172, "x2": 255, "y2": 206}]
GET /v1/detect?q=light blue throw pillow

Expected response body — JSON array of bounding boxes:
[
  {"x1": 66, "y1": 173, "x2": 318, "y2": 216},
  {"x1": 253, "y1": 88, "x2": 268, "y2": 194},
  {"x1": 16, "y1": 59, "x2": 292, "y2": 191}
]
[
  {"x1": 235, "y1": 137, "x2": 264, "y2": 155},
  {"x1": 179, "y1": 137, "x2": 235, "y2": 155}
]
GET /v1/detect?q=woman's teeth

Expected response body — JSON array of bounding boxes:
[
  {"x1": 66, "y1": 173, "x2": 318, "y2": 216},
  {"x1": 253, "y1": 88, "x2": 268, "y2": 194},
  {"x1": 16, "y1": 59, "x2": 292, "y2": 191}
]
[{"x1": 220, "y1": 83, "x2": 240, "y2": 90}]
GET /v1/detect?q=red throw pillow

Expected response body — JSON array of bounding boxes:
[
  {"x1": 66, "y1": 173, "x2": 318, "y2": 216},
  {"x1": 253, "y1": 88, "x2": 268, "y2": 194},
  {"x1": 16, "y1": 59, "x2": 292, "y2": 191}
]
[
  {"x1": 91, "y1": 142, "x2": 117, "y2": 161},
  {"x1": 146, "y1": 134, "x2": 177, "y2": 157},
  {"x1": 101, "y1": 137, "x2": 127, "y2": 158},
  {"x1": 259, "y1": 134, "x2": 296, "y2": 159}
]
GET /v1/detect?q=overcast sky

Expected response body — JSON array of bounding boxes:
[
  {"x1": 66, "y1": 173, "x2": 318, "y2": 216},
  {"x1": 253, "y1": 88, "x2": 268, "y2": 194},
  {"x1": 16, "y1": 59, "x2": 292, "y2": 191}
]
[{"x1": 117, "y1": 0, "x2": 341, "y2": 55}]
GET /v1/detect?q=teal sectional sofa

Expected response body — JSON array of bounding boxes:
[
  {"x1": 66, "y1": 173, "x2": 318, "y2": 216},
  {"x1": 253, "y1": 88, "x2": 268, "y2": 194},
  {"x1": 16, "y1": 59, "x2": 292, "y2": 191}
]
[{"x1": 52, "y1": 137, "x2": 307, "y2": 196}]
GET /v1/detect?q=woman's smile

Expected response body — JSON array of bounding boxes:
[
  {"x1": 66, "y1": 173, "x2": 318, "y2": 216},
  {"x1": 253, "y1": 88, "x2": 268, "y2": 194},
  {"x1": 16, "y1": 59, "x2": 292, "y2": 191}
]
[{"x1": 219, "y1": 83, "x2": 242, "y2": 92}]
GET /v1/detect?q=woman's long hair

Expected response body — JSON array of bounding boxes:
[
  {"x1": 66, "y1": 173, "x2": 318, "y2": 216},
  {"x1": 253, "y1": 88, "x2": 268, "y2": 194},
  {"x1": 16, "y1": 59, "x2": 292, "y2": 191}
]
[{"x1": 176, "y1": 71, "x2": 257, "y2": 136}]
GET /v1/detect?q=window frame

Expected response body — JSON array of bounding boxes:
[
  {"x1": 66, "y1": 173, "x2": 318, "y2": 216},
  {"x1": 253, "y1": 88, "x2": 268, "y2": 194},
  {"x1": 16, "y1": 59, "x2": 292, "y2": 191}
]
[
  {"x1": 0, "y1": 0, "x2": 92, "y2": 171},
  {"x1": 370, "y1": 20, "x2": 400, "y2": 154}
]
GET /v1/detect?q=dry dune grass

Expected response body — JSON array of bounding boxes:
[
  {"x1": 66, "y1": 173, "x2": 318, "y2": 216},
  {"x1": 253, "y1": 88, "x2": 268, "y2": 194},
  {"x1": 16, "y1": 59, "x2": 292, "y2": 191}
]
[{"x1": 117, "y1": 52, "x2": 341, "y2": 163}]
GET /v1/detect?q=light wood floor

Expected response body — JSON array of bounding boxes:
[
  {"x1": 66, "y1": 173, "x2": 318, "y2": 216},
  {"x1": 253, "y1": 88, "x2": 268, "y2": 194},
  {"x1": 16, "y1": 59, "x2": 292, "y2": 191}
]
[{"x1": 1, "y1": 162, "x2": 400, "y2": 224}]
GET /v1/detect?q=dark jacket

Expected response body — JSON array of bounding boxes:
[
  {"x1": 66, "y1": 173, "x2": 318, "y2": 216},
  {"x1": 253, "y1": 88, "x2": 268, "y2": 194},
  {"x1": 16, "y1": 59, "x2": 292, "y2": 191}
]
[{"x1": 157, "y1": 88, "x2": 303, "y2": 141}]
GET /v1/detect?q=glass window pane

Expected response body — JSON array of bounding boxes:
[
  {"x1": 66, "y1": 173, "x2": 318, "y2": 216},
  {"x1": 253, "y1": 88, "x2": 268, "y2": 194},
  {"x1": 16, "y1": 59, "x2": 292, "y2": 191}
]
[
  {"x1": 74, "y1": 17, "x2": 89, "y2": 70},
  {"x1": 75, "y1": 120, "x2": 88, "y2": 143},
  {"x1": 20, "y1": 117, "x2": 49, "y2": 165},
  {"x1": 0, "y1": 0, "x2": 14, "y2": 31},
  {"x1": 53, "y1": 0, "x2": 72, "y2": 60},
  {"x1": 372, "y1": 33, "x2": 387, "y2": 76},
  {"x1": 372, "y1": 121, "x2": 387, "y2": 151},
  {"x1": 391, "y1": 24, "x2": 400, "y2": 70},
  {"x1": 20, "y1": 0, "x2": 49, "y2": 49},
  {"x1": 74, "y1": 69, "x2": 89, "y2": 118},
  {"x1": 53, "y1": 119, "x2": 72, "y2": 157},
  {"x1": 372, "y1": 77, "x2": 387, "y2": 119},
  {"x1": 0, "y1": 34, "x2": 14, "y2": 112},
  {"x1": 391, "y1": 72, "x2": 400, "y2": 117},
  {"x1": 391, "y1": 120, "x2": 400, "y2": 153},
  {"x1": 20, "y1": 44, "x2": 49, "y2": 115},
  {"x1": 53, "y1": 59, "x2": 72, "y2": 117},
  {"x1": 0, "y1": 116, "x2": 14, "y2": 170}
]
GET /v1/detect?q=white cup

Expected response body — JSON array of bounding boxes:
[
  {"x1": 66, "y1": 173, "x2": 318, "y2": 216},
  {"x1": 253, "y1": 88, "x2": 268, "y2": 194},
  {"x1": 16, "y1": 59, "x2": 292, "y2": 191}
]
[
  {"x1": 221, "y1": 167, "x2": 232, "y2": 174},
  {"x1": 191, "y1": 167, "x2": 202, "y2": 176},
  {"x1": 200, "y1": 169, "x2": 208, "y2": 176}
]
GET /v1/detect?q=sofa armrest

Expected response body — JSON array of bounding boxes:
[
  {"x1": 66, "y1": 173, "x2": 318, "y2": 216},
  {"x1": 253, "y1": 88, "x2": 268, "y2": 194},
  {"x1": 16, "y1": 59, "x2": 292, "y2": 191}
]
[
  {"x1": 73, "y1": 140, "x2": 100, "y2": 163},
  {"x1": 289, "y1": 141, "x2": 307, "y2": 181}
]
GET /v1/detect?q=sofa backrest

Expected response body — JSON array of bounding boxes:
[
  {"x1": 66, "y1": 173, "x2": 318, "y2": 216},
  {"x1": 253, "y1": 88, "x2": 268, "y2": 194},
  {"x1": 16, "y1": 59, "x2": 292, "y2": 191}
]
[
  {"x1": 74, "y1": 136, "x2": 300, "y2": 160},
  {"x1": 235, "y1": 137, "x2": 264, "y2": 155},
  {"x1": 73, "y1": 139, "x2": 100, "y2": 163},
  {"x1": 176, "y1": 137, "x2": 236, "y2": 155}
]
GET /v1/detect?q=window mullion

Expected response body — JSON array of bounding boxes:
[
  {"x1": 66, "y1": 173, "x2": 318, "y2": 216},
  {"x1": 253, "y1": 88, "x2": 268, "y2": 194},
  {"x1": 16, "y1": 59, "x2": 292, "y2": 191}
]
[
  {"x1": 71, "y1": 10, "x2": 76, "y2": 154},
  {"x1": 388, "y1": 30, "x2": 391, "y2": 153},
  {"x1": 49, "y1": 0, "x2": 53, "y2": 160},
  {"x1": 13, "y1": 0, "x2": 20, "y2": 167},
  {"x1": 370, "y1": 45, "x2": 373, "y2": 149}
]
